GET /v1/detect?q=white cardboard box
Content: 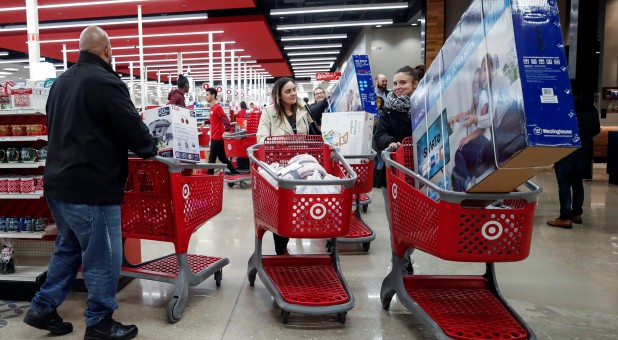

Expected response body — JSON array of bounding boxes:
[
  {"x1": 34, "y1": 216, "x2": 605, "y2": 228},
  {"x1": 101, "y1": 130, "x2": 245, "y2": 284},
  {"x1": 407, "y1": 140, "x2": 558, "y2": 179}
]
[
  {"x1": 142, "y1": 105, "x2": 200, "y2": 162},
  {"x1": 321, "y1": 111, "x2": 374, "y2": 156}
]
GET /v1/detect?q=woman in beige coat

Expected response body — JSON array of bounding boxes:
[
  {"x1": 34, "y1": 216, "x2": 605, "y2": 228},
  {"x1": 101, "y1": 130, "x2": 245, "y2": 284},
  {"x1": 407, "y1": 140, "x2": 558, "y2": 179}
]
[{"x1": 256, "y1": 77, "x2": 314, "y2": 255}]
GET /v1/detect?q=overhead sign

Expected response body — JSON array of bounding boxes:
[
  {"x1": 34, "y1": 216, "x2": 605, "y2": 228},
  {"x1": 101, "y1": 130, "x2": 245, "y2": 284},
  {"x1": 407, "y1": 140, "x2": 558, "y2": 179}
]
[
  {"x1": 316, "y1": 72, "x2": 341, "y2": 81},
  {"x1": 201, "y1": 83, "x2": 210, "y2": 91},
  {"x1": 226, "y1": 89, "x2": 232, "y2": 95},
  {"x1": 216, "y1": 86, "x2": 222, "y2": 93}
]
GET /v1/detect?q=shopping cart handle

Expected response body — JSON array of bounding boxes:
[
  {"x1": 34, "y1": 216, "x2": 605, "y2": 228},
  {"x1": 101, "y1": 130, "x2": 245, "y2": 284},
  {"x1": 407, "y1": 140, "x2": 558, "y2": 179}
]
[
  {"x1": 342, "y1": 149, "x2": 377, "y2": 161},
  {"x1": 223, "y1": 131, "x2": 256, "y2": 140},
  {"x1": 247, "y1": 144, "x2": 358, "y2": 189},
  {"x1": 381, "y1": 149, "x2": 542, "y2": 204},
  {"x1": 151, "y1": 156, "x2": 227, "y2": 173}
]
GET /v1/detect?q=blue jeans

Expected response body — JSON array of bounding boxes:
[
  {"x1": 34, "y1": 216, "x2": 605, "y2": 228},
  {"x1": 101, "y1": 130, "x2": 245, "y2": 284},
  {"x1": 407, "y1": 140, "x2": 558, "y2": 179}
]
[
  {"x1": 30, "y1": 198, "x2": 122, "y2": 326},
  {"x1": 554, "y1": 151, "x2": 586, "y2": 220}
]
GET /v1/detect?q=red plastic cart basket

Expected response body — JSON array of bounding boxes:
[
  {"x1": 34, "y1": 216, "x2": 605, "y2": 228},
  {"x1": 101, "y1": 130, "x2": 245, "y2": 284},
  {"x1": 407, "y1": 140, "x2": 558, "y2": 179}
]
[
  {"x1": 222, "y1": 131, "x2": 255, "y2": 188},
  {"x1": 120, "y1": 157, "x2": 230, "y2": 323},
  {"x1": 246, "y1": 134, "x2": 357, "y2": 324},
  {"x1": 380, "y1": 137, "x2": 542, "y2": 340},
  {"x1": 246, "y1": 111, "x2": 261, "y2": 134}
]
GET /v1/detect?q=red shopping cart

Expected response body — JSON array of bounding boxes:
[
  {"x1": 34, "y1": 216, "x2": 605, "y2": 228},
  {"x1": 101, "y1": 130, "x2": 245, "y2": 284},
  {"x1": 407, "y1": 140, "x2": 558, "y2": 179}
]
[
  {"x1": 223, "y1": 131, "x2": 255, "y2": 188},
  {"x1": 380, "y1": 138, "x2": 542, "y2": 339},
  {"x1": 328, "y1": 151, "x2": 377, "y2": 252},
  {"x1": 120, "y1": 157, "x2": 230, "y2": 323},
  {"x1": 246, "y1": 135, "x2": 357, "y2": 324}
]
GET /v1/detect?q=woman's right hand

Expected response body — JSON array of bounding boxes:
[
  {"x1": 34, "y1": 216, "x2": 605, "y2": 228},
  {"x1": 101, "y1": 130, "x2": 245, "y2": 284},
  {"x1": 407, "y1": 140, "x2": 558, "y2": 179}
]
[{"x1": 389, "y1": 141, "x2": 402, "y2": 150}]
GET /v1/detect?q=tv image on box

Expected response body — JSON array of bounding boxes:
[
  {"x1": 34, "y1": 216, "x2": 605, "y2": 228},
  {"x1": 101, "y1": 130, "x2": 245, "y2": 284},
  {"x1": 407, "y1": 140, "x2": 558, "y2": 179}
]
[{"x1": 416, "y1": 109, "x2": 451, "y2": 186}]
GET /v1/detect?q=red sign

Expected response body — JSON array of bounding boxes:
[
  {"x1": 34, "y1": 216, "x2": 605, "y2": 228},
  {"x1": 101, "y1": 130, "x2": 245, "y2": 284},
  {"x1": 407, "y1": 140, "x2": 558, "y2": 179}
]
[
  {"x1": 316, "y1": 72, "x2": 341, "y2": 81},
  {"x1": 27, "y1": 33, "x2": 39, "y2": 42},
  {"x1": 216, "y1": 86, "x2": 222, "y2": 93},
  {"x1": 201, "y1": 83, "x2": 210, "y2": 90},
  {"x1": 226, "y1": 89, "x2": 232, "y2": 95}
]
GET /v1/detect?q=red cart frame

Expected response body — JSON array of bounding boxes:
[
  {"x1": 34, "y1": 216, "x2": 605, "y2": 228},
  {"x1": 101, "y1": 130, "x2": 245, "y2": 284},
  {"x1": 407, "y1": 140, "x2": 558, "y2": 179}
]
[
  {"x1": 380, "y1": 138, "x2": 542, "y2": 339},
  {"x1": 120, "y1": 156, "x2": 230, "y2": 323}
]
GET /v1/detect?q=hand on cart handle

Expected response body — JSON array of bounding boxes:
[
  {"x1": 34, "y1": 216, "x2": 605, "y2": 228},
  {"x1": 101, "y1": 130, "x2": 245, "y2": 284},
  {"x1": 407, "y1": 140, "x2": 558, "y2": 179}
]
[{"x1": 388, "y1": 141, "x2": 402, "y2": 150}]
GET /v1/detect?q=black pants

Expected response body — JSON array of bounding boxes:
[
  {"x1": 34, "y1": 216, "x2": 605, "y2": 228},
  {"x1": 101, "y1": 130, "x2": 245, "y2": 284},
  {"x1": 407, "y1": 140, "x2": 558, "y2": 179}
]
[
  {"x1": 273, "y1": 234, "x2": 289, "y2": 255},
  {"x1": 555, "y1": 151, "x2": 587, "y2": 220},
  {"x1": 207, "y1": 140, "x2": 237, "y2": 175}
]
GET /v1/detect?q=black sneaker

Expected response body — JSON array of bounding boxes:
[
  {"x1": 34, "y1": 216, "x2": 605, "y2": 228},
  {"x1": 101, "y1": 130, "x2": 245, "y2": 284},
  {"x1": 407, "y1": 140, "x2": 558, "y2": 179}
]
[
  {"x1": 84, "y1": 316, "x2": 138, "y2": 340},
  {"x1": 23, "y1": 308, "x2": 73, "y2": 335}
]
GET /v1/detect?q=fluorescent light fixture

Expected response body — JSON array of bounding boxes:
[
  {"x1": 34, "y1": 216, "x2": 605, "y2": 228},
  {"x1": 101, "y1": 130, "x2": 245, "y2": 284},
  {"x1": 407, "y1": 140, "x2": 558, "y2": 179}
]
[
  {"x1": 0, "y1": 52, "x2": 8, "y2": 56},
  {"x1": 291, "y1": 62, "x2": 335, "y2": 66},
  {"x1": 293, "y1": 68, "x2": 332, "y2": 72},
  {"x1": 411, "y1": 23, "x2": 418, "y2": 26},
  {"x1": 41, "y1": 31, "x2": 224, "y2": 44},
  {"x1": 289, "y1": 57, "x2": 337, "y2": 62},
  {"x1": 281, "y1": 34, "x2": 347, "y2": 42},
  {"x1": 284, "y1": 44, "x2": 342, "y2": 50},
  {"x1": 287, "y1": 51, "x2": 340, "y2": 56},
  {"x1": 66, "y1": 41, "x2": 235, "y2": 52},
  {"x1": 278, "y1": 19, "x2": 392, "y2": 31},
  {"x1": 0, "y1": 71, "x2": 13, "y2": 75},
  {"x1": 113, "y1": 51, "x2": 245, "y2": 59},
  {"x1": 0, "y1": 13, "x2": 208, "y2": 32},
  {"x1": 376, "y1": 25, "x2": 382, "y2": 27},
  {"x1": 0, "y1": 59, "x2": 29, "y2": 64},
  {"x1": 0, "y1": 75, "x2": 5, "y2": 78},
  {"x1": 0, "y1": 0, "x2": 149, "y2": 12},
  {"x1": 3, "y1": 68, "x2": 19, "y2": 71},
  {"x1": 271, "y1": 2, "x2": 408, "y2": 15}
]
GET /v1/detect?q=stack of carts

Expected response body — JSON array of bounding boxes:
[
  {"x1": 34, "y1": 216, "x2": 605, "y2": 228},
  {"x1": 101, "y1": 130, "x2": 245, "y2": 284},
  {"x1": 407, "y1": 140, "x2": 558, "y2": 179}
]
[
  {"x1": 246, "y1": 135, "x2": 357, "y2": 324},
  {"x1": 223, "y1": 111, "x2": 261, "y2": 188},
  {"x1": 120, "y1": 157, "x2": 230, "y2": 323},
  {"x1": 380, "y1": 137, "x2": 542, "y2": 339},
  {"x1": 329, "y1": 151, "x2": 378, "y2": 252}
]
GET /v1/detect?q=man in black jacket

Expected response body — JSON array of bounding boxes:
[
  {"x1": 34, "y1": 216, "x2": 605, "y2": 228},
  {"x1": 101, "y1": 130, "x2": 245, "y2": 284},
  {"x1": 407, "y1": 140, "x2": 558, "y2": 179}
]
[
  {"x1": 23, "y1": 26, "x2": 157, "y2": 340},
  {"x1": 307, "y1": 87, "x2": 328, "y2": 126}
]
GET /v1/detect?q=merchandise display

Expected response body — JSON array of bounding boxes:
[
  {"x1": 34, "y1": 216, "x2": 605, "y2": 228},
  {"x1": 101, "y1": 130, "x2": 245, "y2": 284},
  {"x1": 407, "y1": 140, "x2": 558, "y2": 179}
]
[
  {"x1": 328, "y1": 55, "x2": 378, "y2": 116},
  {"x1": 411, "y1": 0, "x2": 579, "y2": 194},
  {"x1": 143, "y1": 105, "x2": 200, "y2": 162},
  {"x1": 321, "y1": 111, "x2": 374, "y2": 156}
]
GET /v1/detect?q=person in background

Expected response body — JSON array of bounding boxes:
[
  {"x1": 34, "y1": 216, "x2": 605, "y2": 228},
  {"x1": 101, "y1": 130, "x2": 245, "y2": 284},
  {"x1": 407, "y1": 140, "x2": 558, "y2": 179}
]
[
  {"x1": 203, "y1": 88, "x2": 238, "y2": 175},
  {"x1": 374, "y1": 74, "x2": 390, "y2": 102},
  {"x1": 307, "y1": 86, "x2": 328, "y2": 126},
  {"x1": 374, "y1": 66, "x2": 422, "y2": 273},
  {"x1": 237, "y1": 101, "x2": 248, "y2": 118},
  {"x1": 24, "y1": 26, "x2": 157, "y2": 340},
  {"x1": 373, "y1": 96, "x2": 386, "y2": 188},
  {"x1": 250, "y1": 102, "x2": 255, "y2": 111},
  {"x1": 166, "y1": 74, "x2": 189, "y2": 108},
  {"x1": 257, "y1": 77, "x2": 315, "y2": 255},
  {"x1": 547, "y1": 79, "x2": 601, "y2": 229}
]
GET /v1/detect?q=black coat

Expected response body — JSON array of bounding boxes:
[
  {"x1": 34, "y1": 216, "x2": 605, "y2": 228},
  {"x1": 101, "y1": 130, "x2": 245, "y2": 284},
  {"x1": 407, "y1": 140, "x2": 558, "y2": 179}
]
[
  {"x1": 44, "y1": 51, "x2": 157, "y2": 205},
  {"x1": 374, "y1": 106, "x2": 412, "y2": 152},
  {"x1": 307, "y1": 100, "x2": 328, "y2": 126}
]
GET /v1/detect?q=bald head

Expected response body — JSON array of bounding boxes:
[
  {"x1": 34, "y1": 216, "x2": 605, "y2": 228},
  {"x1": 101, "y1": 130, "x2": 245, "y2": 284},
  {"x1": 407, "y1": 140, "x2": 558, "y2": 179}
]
[
  {"x1": 376, "y1": 74, "x2": 388, "y2": 91},
  {"x1": 79, "y1": 26, "x2": 112, "y2": 63}
]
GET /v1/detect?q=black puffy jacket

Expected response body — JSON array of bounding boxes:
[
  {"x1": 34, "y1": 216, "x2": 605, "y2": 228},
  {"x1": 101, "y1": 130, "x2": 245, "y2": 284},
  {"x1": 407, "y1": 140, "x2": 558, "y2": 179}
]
[{"x1": 374, "y1": 106, "x2": 412, "y2": 152}]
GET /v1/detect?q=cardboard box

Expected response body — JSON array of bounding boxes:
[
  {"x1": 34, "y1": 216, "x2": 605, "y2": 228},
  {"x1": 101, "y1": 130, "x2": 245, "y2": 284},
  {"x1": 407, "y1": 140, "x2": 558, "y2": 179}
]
[
  {"x1": 328, "y1": 55, "x2": 378, "y2": 117},
  {"x1": 142, "y1": 105, "x2": 200, "y2": 162},
  {"x1": 411, "y1": 0, "x2": 580, "y2": 194},
  {"x1": 321, "y1": 111, "x2": 374, "y2": 156}
]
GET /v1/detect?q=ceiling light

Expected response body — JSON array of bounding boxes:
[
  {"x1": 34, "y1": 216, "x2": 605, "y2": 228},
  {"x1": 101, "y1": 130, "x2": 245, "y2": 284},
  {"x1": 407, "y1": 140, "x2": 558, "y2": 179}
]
[
  {"x1": 289, "y1": 57, "x2": 337, "y2": 62},
  {"x1": 271, "y1": 2, "x2": 408, "y2": 15},
  {"x1": 40, "y1": 30, "x2": 224, "y2": 44},
  {"x1": 376, "y1": 25, "x2": 382, "y2": 27},
  {"x1": 0, "y1": 71, "x2": 13, "y2": 75},
  {"x1": 0, "y1": 59, "x2": 29, "y2": 64},
  {"x1": 3, "y1": 68, "x2": 19, "y2": 71},
  {"x1": 293, "y1": 67, "x2": 333, "y2": 72},
  {"x1": 113, "y1": 50, "x2": 245, "y2": 59},
  {"x1": 277, "y1": 19, "x2": 392, "y2": 31},
  {"x1": 0, "y1": 13, "x2": 208, "y2": 32},
  {"x1": 0, "y1": 52, "x2": 8, "y2": 56},
  {"x1": 281, "y1": 34, "x2": 347, "y2": 42},
  {"x1": 66, "y1": 41, "x2": 235, "y2": 53},
  {"x1": 0, "y1": 0, "x2": 149, "y2": 12},
  {"x1": 411, "y1": 23, "x2": 418, "y2": 26},
  {"x1": 284, "y1": 44, "x2": 342, "y2": 50},
  {"x1": 287, "y1": 51, "x2": 340, "y2": 56}
]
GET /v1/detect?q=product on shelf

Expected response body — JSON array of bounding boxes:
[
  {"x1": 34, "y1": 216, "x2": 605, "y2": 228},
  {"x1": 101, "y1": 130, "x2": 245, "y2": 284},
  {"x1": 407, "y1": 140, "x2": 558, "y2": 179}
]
[
  {"x1": 0, "y1": 216, "x2": 48, "y2": 233},
  {"x1": 0, "y1": 241, "x2": 16, "y2": 274}
]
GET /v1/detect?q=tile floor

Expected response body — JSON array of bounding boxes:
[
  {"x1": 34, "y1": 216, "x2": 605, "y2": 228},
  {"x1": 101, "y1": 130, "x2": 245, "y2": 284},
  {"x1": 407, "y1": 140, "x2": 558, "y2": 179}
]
[{"x1": 2, "y1": 166, "x2": 618, "y2": 339}]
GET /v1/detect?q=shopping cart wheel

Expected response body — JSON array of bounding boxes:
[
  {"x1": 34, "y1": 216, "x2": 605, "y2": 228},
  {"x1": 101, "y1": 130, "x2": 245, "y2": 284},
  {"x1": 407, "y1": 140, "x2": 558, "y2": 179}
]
[
  {"x1": 362, "y1": 242, "x2": 371, "y2": 252},
  {"x1": 214, "y1": 269, "x2": 223, "y2": 287},
  {"x1": 337, "y1": 312, "x2": 347, "y2": 324},
  {"x1": 362, "y1": 205, "x2": 368, "y2": 213},
  {"x1": 281, "y1": 310, "x2": 290, "y2": 324},
  {"x1": 239, "y1": 181, "x2": 248, "y2": 189},
  {"x1": 227, "y1": 182, "x2": 235, "y2": 188},
  {"x1": 167, "y1": 297, "x2": 182, "y2": 323}
]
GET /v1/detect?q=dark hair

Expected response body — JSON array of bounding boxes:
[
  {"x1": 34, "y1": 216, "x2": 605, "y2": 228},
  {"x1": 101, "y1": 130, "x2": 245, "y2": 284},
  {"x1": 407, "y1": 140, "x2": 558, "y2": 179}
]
[
  {"x1": 395, "y1": 66, "x2": 422, "y2": 82},
  {"x1": 414, "y1": 64, "x2": 426, "y2": 80},
  {"x1": 240, "y1": 101, "x2": 247, "y2": 110},
  {"x1": 376, "y1": 96, "x2": 384, "y2": 108},
  {"x1": 303, "y1": 97, "x2": 309, "y2": 104},
  {"x1": 205, "y1": 87, "x2": 217, "y2": 96},
  {"x1": 271, "y1": 77, "x2": 301, "y2": 123},
  {"x1": 177, "y1": 75, "x2": 189, "y2": 89}
]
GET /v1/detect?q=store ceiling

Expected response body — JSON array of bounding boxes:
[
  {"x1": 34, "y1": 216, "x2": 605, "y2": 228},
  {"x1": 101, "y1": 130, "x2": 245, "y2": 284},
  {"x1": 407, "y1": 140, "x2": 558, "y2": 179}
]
[{"x1": 0, "y1": 0, "x2": 420, "y2": 83}]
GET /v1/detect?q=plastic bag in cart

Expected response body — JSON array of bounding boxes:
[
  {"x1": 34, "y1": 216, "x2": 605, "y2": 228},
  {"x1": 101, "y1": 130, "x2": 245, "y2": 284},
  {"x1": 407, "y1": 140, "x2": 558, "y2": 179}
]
[{"x1": 295, "y1": 171, "x2": 342, "y2": 194}]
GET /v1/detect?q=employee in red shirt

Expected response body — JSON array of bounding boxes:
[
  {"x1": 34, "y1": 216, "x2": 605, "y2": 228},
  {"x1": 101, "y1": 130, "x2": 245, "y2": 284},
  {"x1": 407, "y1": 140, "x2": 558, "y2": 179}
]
[
  {"x1": 237, "y1": 101, "x2": 248, "y2": 118},
  {"x1": 203, "y1": 87, "x2": 238, "y2": 175},
  {"x1": 166, "y1": 74, "x2": 189, "y2": 107}
]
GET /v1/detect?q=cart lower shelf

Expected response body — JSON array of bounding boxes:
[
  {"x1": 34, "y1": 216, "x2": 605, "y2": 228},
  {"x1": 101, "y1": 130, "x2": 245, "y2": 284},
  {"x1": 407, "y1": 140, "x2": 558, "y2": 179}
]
[
  {"x1": 352, "y1": 193, "x2": 371, "y2": 205},
  {"x1": 344, "y1": 214, "x2": 374, "y2": 238},
  {"x1": 122, "y1": 254, "x2": 224, "y2": 279},
  {"x1": 403, "y1": 275, "x2": 528, "y2": 340},
  {"x1": 262, "y1": 255, "x2": 350, "y2": 307}
]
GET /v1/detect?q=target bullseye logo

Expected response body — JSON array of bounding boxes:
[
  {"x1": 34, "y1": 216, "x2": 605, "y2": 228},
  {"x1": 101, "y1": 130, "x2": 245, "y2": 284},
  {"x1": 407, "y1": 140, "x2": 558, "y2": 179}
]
[
  {"x1": 227, "y1": 144, "x2": 232, "y2": 151},
  {"x1": 392, "y1": 184, "x2": 398, "y2": 200},
  {"x1": 310, "y1": 203, "x2": 327, "y2": 220},
  {"x1": 481, "y1": 221, "x2": 503, "y2": 240},
  {"x1": 182, "y1": 184, "x2": 190, "y2": 199}
]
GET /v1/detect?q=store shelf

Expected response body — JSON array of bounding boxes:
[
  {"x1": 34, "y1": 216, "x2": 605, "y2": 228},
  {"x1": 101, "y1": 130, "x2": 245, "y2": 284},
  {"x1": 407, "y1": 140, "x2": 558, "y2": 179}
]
[
  {"x1": 0, "y1": 255, "x2": 49, "y2": 282},
  {"x1": 0, "y1": 224, "x2": 57, "y2": 239},
  {"x1": 0, "y1": 192, "x2": 45, "y2": 199},
  {"x1": 0, "y1": 161, "x2": 45, "y2": 169},
  {"x1": 0, "y1": 135, "x2": 48, "y2": 142},
  {"x1": 0, "y1": 108, "x2": 45, "y2": 116}
]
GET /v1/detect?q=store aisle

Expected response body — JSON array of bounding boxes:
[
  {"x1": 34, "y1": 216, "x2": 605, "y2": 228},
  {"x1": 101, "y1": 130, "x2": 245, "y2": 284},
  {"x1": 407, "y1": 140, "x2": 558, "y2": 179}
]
[{"x1": 3, "y1": 166, "x2": 618, "y2": 339}]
